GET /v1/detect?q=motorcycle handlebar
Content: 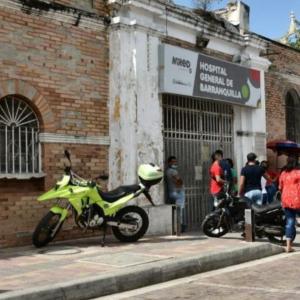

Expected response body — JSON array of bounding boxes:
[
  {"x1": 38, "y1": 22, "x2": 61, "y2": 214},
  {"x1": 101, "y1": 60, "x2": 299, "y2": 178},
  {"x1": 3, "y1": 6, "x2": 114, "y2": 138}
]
[{"x1": 63, "y1": 151, "x2": 108, "y2": 187}]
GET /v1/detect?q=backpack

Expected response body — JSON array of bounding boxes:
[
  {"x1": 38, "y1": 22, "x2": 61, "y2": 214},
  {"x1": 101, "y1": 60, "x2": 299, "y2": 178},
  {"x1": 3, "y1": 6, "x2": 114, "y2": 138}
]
[{"x1": 219, "y1": 159, "x2": 233, "y2": 183}]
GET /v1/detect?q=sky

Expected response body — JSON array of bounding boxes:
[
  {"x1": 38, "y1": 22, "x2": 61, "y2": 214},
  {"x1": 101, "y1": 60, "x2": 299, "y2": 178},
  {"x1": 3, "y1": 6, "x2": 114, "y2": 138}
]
[{"x1": 174, "y1": 0, "x2": 300, "y2": 40}]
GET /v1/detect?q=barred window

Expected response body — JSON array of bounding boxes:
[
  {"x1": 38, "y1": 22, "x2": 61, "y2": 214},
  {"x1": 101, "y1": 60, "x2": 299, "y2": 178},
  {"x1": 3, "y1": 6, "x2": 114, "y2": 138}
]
[
  {"x1": 0, "y1": 95, "x2": 42, "y2": 178},
  {"x1": 286, "y1": 90, "x2": 300, "y2": 143}
]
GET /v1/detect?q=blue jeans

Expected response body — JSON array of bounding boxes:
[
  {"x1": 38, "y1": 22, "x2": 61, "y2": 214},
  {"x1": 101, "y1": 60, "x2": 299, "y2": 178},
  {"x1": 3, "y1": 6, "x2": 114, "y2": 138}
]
[
  {"x1": 169, "y1": 190, "x2": 185, "y2": 225},
  {"x1": 285, "y1": 208, "x2": 299, "y2": 240},
  {"x1": 245, "y1": 189, "x2": 262, "y2": 205},
  {"x1": 265, "y1": 183, "x2": 277, "y2": 203},
  {"x1": 262, "y1": 193, "x2": 268, "y2": 205}
]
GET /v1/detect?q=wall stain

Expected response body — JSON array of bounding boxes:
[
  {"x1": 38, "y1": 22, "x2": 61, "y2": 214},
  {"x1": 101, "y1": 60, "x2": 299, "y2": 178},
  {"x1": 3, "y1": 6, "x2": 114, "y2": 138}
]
[
  {"x1": 115, "y1": 149, "x2": 122, "y2": 183},
  {"x1": 113, "y1": 95, "x2": 121, "y2": 121}
]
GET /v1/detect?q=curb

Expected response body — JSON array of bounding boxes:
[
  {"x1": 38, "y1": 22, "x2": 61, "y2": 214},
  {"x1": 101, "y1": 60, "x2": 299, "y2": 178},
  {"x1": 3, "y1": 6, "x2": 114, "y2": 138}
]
[{"x1": 0, "y1": 243, "x2": 283, "y2": 300}]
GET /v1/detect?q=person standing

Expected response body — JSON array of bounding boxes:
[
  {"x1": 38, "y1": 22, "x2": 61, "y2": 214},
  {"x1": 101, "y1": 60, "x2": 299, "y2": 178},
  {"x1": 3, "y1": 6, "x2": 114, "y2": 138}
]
[
  {"x1": 260, "y1": 160, "x2": 278, "y2": 204},
  {"x1": 238, "y1": 153, "x2": 270, "y2": 205},
  {"x1": 226, "y1": 158, "x2": 238, "y2": 196},
  {"x1": 210, "y1": 150, "x2": 226, "y2": 208},
  {"x1": 279, "y1": 156, "x2": 300, "y2": 252},
  {"x1": 166, "y1": 156, "x2": 186, "y2": 233}
]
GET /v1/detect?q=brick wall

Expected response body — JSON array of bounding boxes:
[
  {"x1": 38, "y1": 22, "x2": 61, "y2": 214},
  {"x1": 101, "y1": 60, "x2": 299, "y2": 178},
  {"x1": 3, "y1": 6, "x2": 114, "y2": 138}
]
[
  {"x1": 0, "y1": 143, "x2": 108, "y2": 248},
  {"x1": 265, "y1": 42, "x2": 300, "y2": 169},
  {"x1": 0, "y1": 1, "x2": 109, "y2": 247}
]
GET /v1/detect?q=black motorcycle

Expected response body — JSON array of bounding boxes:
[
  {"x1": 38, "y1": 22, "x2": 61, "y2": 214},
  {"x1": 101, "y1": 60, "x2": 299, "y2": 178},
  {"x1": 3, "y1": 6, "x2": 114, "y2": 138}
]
[{"x1": 201, "y1": 185, "x2": 292, "y2": 244}]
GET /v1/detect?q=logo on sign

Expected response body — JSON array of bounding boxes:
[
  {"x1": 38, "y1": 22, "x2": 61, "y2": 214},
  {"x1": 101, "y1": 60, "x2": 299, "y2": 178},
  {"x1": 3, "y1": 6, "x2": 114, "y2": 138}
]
[{"x1": 172, "y1": 56, "x2": 192, "y2": 74}]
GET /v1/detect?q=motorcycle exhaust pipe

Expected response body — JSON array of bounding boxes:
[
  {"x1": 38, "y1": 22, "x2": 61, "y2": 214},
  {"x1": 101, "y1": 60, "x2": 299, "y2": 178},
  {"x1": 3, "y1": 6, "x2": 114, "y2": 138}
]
[
  {"x1": 107, "y1": 221, "x2": 137, "y2": 230},
  {"x1": 263, "y1": 226, "x2": 284, "y2": 236}
]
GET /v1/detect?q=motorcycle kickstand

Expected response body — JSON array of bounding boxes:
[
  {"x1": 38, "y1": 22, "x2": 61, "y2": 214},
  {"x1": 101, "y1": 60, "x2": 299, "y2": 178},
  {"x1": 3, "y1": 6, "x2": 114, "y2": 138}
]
[{"x1": 101, "y1": 223, "x2": 107, "y2": 247}]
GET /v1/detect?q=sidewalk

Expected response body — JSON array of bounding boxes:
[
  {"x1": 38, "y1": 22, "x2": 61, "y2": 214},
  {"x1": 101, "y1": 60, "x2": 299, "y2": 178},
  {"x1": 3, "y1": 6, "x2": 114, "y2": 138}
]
[{"x1": 0, "y1": 232, "x2": 283, "y2": 300}]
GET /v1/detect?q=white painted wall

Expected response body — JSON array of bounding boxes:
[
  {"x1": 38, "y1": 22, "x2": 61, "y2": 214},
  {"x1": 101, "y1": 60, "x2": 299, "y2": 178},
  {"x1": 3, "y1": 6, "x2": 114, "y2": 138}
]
[
  {"x1": 233, "y1": 51, "x2": 271, "y2": 177},
  {"x1": 109, "y1": 26, "x2": 164, "y2": 206},
  {"x1": 108, "y1": 0, "x2": 271, "y2": 233},
  {"x1": 109, "y1": 29, "x2": 138, "y2": 187}
]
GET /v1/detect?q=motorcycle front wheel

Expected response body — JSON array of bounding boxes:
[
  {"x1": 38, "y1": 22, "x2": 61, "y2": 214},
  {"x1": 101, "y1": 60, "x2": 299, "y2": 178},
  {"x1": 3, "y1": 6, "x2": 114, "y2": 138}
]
[
  {"x1": 112, "y1": 206, "x2": 149, "y2": 243},
  {"x1": 202, "y1": 214, "x2": 228, "y2": 238},
  {"x1": 32, "y1": 211, "x2": 64, "y2": 248}
]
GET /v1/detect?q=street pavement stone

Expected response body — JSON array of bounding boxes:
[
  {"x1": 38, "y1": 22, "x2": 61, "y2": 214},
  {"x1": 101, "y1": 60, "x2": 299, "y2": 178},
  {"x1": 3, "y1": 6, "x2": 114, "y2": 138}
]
[
  {"x1": 0, "y1": 232, "x2": 260, "y2": 293},
  {"x1": 101, "y1": 240, "x2": 300, "y2": 300}
]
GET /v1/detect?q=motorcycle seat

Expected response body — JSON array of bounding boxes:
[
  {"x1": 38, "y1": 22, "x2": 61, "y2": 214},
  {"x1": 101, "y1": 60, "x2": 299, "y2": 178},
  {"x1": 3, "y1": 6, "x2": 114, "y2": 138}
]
[
  {"x1": 98, "y1": 184, "x2": 141, "y2": 203},
  {"x1": 251, "y1": 201, "x2": 282, "y2": 214}
]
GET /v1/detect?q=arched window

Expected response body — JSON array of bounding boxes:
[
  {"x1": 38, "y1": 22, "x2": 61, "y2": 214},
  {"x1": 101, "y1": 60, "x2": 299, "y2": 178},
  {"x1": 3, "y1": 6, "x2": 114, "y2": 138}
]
[
  {"x1": 0, "y1": 95, "x2": 41, "y2": 178},
  {"x1": 286, "y1": 90, "x2": 300, "y2": 143}
]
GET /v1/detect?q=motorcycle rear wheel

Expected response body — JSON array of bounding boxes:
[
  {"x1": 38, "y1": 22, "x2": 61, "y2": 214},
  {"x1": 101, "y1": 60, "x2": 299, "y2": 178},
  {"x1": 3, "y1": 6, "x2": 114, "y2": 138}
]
[
  {"x1": 112, "y1": 206, "x2": 149, "y2": 243},
  {"x1": 32, "y1": 212, "x2": 64, "y2": 248},
  {"x1": 202, "y1": 214, "x2": 228, "y2": 238}
]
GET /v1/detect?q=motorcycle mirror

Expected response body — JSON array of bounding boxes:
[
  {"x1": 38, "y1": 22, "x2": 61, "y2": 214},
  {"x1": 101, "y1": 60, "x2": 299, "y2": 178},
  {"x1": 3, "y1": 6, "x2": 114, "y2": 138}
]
[{"x1": 64, "y1": 150, "x2": 71, "y2": 162}]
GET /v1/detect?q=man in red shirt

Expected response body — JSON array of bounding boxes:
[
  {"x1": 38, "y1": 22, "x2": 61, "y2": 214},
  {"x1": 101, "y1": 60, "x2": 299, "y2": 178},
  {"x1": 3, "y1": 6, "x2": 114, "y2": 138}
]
[{"x1": 210, "y1": 150, "x2": 226, "y2": 208}]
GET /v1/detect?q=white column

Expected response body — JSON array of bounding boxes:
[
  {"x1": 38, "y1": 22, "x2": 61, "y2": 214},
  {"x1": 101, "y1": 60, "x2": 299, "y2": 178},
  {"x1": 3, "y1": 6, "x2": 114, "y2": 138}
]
[
  {"x1": 109, "y1": 27, "x2": 164, "y2": 205},
  {"x1": 109, "y1": 28, "x2": 138, "y2": 187},
  {"x1": 233, "y1": 69, "x2": 268, "y2": 178}
]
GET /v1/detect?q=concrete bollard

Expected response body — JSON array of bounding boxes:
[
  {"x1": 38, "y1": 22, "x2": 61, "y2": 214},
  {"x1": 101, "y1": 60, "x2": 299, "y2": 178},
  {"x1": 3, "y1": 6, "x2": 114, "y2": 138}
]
[
  {"x1": 171, "y1": 205, "x2": 178, "y2": 235},
  {"x1": 176, "y1": 205, "x2": 181, "y2": 236},
  {"x1": 244, "y1": 209, "x2": 255, "y2": 242},
  {"x1": 171, "y1": 205, "x2": 181, "y2": 236}
]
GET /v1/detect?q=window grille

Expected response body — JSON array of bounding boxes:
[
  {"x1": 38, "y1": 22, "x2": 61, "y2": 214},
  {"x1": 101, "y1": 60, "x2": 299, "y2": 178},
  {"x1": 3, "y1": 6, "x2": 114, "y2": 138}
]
[{"x1": 0, "y1": 95, "x2": 41, "y2": 178}]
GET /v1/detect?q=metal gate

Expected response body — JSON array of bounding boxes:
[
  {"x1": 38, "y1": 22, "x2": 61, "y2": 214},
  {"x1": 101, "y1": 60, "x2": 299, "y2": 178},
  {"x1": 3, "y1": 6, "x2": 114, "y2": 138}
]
[{"x1": 163, "y1": 94, "x2": 234, "y2": 230}]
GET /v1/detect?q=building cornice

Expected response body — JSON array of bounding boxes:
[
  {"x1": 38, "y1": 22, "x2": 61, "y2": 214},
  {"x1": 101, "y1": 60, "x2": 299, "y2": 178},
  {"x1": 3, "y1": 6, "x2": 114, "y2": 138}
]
[
  {"x1": 108, "y1": 0, "x2": 268, "y2": 54},
  {"x1": 0, "y1": 0, "x2": 107, "y2": 31},
  {"x1": 275, "y1": 72, "x2": 300, "y2": 86}
]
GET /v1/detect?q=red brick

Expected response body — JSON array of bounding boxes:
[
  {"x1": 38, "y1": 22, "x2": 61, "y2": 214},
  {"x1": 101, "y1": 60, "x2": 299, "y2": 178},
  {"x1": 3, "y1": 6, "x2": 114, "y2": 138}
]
[{"x1": 0, "y1": 2, "x2": 109, "y2": 247}]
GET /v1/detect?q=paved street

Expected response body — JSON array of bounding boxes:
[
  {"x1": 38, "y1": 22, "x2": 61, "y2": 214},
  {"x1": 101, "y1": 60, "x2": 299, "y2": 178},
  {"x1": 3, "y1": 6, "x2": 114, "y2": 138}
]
[
  {"x1": 98, "y1": 246, "x2": 300, "y2": 300},
  {"x1": 0, "y1": 232, "x2": 252, "y2": 292},
  {"x1": 0, "y1": 231, "x2": 297, "y2": 299},
  {"x1": 99, "y1": 252, "x2": 300, "y2": 300}
]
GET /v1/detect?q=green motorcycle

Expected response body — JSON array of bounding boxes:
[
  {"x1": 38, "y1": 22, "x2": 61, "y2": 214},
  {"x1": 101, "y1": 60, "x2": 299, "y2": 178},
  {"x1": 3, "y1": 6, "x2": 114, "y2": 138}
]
[{"x1": 32, "y1": 150, "x2": 163, "y2": 248}]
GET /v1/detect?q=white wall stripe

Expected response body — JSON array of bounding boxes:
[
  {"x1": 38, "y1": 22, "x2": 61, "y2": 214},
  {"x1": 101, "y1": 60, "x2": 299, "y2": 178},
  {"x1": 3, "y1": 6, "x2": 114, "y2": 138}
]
[{"x1": 39, "y1": 133, "x2": 110, "y2": 146}]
